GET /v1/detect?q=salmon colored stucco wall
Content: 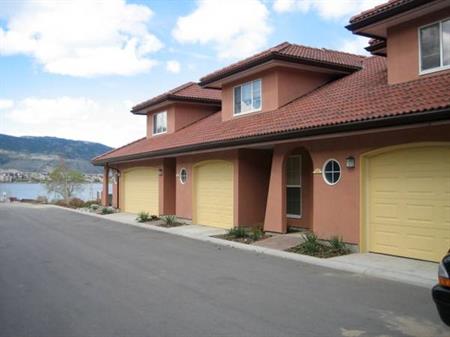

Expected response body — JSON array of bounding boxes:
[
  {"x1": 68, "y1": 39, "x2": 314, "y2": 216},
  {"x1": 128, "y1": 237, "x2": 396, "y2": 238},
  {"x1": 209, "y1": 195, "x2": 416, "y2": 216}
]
[
  {"x1": 264, "y1": 123, "x2": 450, "y2": 244},
  {"x1": 221, "y1": 67, "x2": 333, "y2": 121},
  {"x1": 387, "y1": 7, "x2": 450, "y2": 84},
  {"x1": 276, "y1": 68, "x2": 334, "y2": 107},
  {"x1": 146, "y1": 106, "x2": 175, "y2": 138},
  {"x1": 146, "y1": 103, "x2": 219, "y2": 138},
  {"x1": 237, "y1": 149, "x2": 272, "y2": 227},
  {"x1": 221, "y1": 70, "x2": 278, "y2": 121},
  {"x1": 173, "y1": 103, "x2": 219, "y2": 131}
]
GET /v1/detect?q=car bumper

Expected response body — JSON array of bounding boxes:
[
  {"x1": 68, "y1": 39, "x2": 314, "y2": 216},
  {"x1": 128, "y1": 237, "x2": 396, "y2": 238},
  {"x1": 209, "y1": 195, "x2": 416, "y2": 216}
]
[{"x1": 432, "y1": 285, "x2": 450, "y2": 326}]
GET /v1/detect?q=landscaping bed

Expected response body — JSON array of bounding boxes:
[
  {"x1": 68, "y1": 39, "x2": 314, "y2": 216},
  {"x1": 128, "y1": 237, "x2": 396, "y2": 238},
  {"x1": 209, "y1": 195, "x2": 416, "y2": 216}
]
[
  {"x1": 214, "y1": 227, "x2": 270, "y2": 244},
  {"x1": 136, "y1": 213, "x2": 187, "y2": 228},
  {"x1": 287, "y1": 233, "x2": 351, "y2": 258}
]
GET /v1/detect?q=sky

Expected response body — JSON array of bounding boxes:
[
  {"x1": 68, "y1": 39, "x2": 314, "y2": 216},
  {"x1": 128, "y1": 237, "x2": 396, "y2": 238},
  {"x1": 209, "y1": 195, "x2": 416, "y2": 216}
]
[{"x1": 0, "y1": 0, "x2": 386, "y2": 148}]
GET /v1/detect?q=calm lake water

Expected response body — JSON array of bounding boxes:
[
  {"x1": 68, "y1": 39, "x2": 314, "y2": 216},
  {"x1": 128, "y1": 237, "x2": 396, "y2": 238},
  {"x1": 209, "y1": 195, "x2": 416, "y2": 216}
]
[{"x1": 0, "y1": 182, "x2": 106, "y2": 201}]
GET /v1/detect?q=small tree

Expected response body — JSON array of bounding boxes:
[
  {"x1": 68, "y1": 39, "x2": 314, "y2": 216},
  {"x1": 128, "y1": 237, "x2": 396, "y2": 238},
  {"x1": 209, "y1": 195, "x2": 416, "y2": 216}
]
[{"x1": 46, "y1": 163, "x2": 85, "y2": 203}]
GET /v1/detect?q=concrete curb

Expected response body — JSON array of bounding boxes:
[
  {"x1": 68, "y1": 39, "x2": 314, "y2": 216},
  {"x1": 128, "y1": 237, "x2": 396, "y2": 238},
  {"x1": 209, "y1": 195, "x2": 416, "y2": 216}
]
[{"x1": 43, "y1": 204, "x2": 435, "y2": 289}]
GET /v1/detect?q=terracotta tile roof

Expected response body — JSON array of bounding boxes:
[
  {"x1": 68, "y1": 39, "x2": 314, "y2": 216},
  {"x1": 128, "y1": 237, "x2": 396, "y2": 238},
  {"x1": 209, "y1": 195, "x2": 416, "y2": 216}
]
[
  {"x1": 348, "y1": 0, "x2": 430, "y2": 28},
  {"x1": 131, "y1": 82, "x2": 221, "y2": 113},
  {"x1": 94, "y1": 57, "x2": 450, "y2": 163},
  {"x1": 199, "y1": 42, "x2": 366, "y2": 86}
]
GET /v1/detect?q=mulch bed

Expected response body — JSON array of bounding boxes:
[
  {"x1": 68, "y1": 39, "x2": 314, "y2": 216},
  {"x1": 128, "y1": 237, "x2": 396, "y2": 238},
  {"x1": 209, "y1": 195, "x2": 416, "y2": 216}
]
[
  {"x1": 287, "y1": 243, "x2": 350, "y2": 258},
  {"x1": 156, "y1": 222, "x2": 186, "y2": 228},
  {"x1": 214, "y1": 233, "x2": 270, "y2": 245}
]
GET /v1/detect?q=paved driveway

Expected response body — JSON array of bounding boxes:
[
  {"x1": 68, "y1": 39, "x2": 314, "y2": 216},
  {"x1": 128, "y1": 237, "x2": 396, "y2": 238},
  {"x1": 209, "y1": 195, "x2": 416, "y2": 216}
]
[{"x1": 0, "y1": 203, "x2": 448, "y2": 337}]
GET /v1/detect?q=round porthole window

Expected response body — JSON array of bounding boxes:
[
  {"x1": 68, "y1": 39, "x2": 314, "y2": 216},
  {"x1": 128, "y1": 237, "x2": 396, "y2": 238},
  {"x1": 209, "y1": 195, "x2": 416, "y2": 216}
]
[
  {"x1": 179, "y1": 168, "x2": 188, "y2": 184},
  {"x1": 322, "y1": 159, "x2": 341, "y2": 185}
]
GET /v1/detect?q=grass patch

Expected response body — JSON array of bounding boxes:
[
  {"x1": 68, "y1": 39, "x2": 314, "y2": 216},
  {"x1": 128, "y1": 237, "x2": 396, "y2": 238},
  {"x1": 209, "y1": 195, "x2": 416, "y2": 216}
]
[{"x1": 288, "y1": 233, "x2": 351, "y2": 258}]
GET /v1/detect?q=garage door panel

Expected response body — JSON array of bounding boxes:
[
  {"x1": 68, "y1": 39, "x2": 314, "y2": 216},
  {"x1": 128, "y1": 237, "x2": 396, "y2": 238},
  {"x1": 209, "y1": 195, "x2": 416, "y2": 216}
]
[
  {"x1": 194, "y1": 161, "x2": 233, "y2": 229},
  {"x1": 122, "y1": 168, "x2": 159, "y2": 215},
  {"x1": 367, "y1": 145, "x2": 450, "y2": 262}
]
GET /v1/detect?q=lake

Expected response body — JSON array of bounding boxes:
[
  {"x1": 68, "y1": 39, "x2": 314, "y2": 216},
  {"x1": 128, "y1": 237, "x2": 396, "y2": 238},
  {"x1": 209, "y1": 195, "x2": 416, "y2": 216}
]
[{"x1": 0, "y1": 182, "x2": 107, "y2": 201}]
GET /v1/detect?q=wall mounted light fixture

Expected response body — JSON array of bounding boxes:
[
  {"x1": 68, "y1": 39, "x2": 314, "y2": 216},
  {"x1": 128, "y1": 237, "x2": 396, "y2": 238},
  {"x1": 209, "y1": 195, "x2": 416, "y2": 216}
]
[{"x1": 346, "y1": 156, "x2": 356, "y2": 168}]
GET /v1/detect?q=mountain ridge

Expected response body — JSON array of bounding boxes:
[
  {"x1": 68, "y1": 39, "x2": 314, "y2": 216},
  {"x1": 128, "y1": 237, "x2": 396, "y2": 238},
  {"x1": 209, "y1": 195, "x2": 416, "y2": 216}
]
[{"x1": 0, "y1": 133, "x2": 112, "y2": 174}]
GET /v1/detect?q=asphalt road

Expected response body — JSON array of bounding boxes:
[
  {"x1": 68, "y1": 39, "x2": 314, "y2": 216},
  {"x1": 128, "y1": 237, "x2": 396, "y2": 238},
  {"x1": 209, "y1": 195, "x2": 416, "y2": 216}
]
[{"x1": 0, "y1": 203, "x2": 448, "y2": 337}]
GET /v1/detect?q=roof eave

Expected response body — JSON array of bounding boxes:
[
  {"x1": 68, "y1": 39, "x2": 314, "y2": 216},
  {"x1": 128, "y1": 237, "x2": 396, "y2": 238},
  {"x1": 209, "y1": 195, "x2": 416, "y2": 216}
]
[
  {"x1": 92, "y1": 107, "x2": 450, "y2": 166},
  {"x1": 346, "y1": 0, "x2": 431, "y2": 32},
  {"x1": 131, "y1": 96, "x2": 221, "y2": 115},
  {"x1": 199, "y1": 53, "x2": 362, "y2": 87}
]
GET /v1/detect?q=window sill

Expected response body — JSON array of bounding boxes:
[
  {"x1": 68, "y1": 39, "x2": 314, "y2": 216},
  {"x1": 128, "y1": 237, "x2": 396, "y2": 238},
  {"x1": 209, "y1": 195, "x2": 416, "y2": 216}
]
[
  {"x1": 152, "y1": 131, "x2": 167, "y2": 136},
  {"x1": 419, "y1": 64, "x2": 450, "y2": 76},
  {"x1": 233, "y1": 108, "x2": 262, "y2": 118},
  {"x1": 287, "y1": 214, "x2": 302, "y2": 219}
]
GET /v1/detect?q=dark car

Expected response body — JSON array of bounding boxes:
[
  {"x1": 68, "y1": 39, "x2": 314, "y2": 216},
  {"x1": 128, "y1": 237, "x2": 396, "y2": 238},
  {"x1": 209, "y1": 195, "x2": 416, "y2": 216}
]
[{"x1": 432, "y1": 252, "x2": 450, "y2": 326}]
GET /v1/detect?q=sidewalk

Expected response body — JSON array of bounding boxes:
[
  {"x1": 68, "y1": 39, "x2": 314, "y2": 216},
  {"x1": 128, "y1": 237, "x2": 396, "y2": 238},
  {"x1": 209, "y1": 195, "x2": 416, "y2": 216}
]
[{"x1": 43, "y1": 204, "x2": 438, "y2": 289}]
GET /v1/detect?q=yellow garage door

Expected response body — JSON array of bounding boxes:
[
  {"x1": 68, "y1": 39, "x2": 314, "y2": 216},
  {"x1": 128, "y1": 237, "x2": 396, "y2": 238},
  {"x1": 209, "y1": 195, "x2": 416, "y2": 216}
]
[
  {"x1": 122, "y1": 167, "x2": 159, "y2": 214},
  {"x1": 367, "y1": 145, "x2": 450, "y2": 262},
  {"x1": 194, "y1": 161, "x2": 234, "y2": 229}
]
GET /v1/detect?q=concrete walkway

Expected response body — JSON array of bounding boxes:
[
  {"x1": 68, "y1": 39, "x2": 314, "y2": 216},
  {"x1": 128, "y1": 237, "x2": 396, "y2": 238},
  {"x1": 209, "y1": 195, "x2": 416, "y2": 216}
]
[{"x1": 31, "y1": 204, "x2": 438, "y2": 289}]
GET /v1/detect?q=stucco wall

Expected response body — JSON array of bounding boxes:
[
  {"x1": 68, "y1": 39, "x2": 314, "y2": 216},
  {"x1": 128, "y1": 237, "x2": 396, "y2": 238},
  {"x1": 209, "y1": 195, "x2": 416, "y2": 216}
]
[
  {"x1": 221, "y1": 67, "x2": 332, "y2": 121},
  {"x1": 237, "y1": 149, "x2": 272, "y2": 227},
  {"x1": 387, "y1": 7, "x2": 450, "y2": 84},
  {"x1": 265, "y1": 123, "x2": 450, "y2": 244}
]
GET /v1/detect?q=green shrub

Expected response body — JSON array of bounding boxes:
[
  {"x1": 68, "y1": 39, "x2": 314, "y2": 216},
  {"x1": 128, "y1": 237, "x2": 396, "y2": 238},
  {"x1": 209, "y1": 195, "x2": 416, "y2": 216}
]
[
  {"x1": 162, "y1": 215, "x2": 177, "y2": 226},
  {"x1": 329, "y1": 236, "x2": 346, "y2": 250},
  {"x1": 300, "y1": 232, "x2": 321, "y2": 255},
  {"x1": 250, "y1": 228, "x2": 263, "y2": 241},
  {"x1": 136, "y1": 211, "x2": 150, "y2": 223},
  {"x1": 84, "y1": 200, "x2": 100, "y2": 208},
  {"x1": 150, "y1": 215, "x2": 159, "y2": 221},
  {"x1": 90, "y1": 204, "x2": 100, "y2": 211},
  {"x1": 101, "y1": 207, "x2": 114, "y2": 215},
  {"x1": 68, "y1": 197, "x2": 85, "y2": 208},
  {"x1": 227, "y1": 227, "x2": 249, "y2": 238}
]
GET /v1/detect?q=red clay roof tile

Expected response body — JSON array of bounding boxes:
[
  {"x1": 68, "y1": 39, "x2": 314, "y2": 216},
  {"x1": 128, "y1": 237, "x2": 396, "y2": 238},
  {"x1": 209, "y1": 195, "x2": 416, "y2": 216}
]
[
  {"x1": 131, "y1": 82, "x2": 221, "y2": 113},
  {"x1": 94, "y1": 56, "x2": 450, "y2": 163},
  {"x1": 199, "y1": 42, "x2": 366, "y2": 85}
]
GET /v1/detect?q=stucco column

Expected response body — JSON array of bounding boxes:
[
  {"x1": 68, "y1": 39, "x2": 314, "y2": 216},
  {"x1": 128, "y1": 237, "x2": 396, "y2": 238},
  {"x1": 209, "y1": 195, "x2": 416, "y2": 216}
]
[
  {"x1": 112, "y1": 172, "x2": 119, "y2": 209},
  {"x1": 264, "y1": 146, "x2": 287, "y2": 233},
  {"x1": 101, "y1": 166, "x2": 109, "y2": 207}
]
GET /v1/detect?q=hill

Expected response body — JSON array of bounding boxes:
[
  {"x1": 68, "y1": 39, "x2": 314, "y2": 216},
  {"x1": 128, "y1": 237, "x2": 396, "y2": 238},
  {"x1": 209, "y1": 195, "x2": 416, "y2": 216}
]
[{"x1": 0, "y1": 134, "x2": 112, "y2": 174}]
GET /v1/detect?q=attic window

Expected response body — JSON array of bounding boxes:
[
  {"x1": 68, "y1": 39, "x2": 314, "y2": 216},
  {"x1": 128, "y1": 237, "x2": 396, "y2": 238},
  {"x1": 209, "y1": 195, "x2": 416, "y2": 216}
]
[
  {"x1": 233, "y1": 79, "x2": 261, "y2": 115},
  {"x1": 153, "y1": 111, "x2": 167, "y2": 135},
  {"x1": 419, "y1": 18, "x2": 450, "y2": 73}
]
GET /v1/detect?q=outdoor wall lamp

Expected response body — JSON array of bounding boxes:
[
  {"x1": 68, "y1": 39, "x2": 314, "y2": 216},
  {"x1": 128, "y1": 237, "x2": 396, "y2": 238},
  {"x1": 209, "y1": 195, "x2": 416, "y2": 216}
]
[
  {"x1": 346, "y1": 156, "x2": 356, "y2": 168},
  {"x1": 158, "y1": 168, "x2": 163, "y2": 176}
]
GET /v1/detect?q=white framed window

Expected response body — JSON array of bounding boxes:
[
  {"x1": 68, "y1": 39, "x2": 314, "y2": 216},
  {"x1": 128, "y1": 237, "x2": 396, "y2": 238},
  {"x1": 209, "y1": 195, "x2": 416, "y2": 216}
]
[
  {"x1": 322, "y1": 159, "x2": 341, "y2": 185},
  {"x1": 233, "y1": 79, "x2": 262, "y2": 115},
  {"x1": 179, "y1": 168, "x2": 188, "y2": 184},
  {"x1": 419, "y1": 18, "x2": 450, "y2": 74},
  {"x1": 286, "y1": 155, "x2": 302, "y2": 218},
  {"x1": 153, "y1": 111, "x2": 167, "y2": 135}
]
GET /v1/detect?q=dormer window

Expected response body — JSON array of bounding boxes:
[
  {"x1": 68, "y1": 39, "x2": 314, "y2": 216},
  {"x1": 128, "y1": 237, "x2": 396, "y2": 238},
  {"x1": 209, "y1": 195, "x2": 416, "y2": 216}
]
[
  {"x1": 153, "y1": 111, "x2": 167, "y2": 135},
  {"x1": 419, "y1": 18, "x2": 450, "y2": 73},
  {"x1": 233, "y1": 79, "x2": 261, "y2": 115}
]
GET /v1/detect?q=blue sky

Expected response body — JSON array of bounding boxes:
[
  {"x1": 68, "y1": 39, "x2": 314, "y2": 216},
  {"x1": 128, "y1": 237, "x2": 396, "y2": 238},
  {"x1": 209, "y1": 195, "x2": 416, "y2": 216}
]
[{"x1": 0, "y1": 0, "x2": 385, "y2": 147}]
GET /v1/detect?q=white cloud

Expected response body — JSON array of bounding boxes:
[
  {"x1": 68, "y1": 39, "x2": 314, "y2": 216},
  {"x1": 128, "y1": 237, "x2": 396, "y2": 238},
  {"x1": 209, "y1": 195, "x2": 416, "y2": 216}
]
[
  {"x1": 339, "y1": 36, "x2": 370, "y2": 55},
  {"x1": 0, "y1": 99, "x2": 14, "y2": 110},
  {"x1": 172, "y1": 0, "x2": 271, "y2": 59},
  {"x1": 166, "y1": 60, "x2": 181, "y2": 74},
  {"x1": 0, "y1": 0, "x2": 163, "y2": 77},
  {"x1": 273, "y1": 0, "x2": 386, "y2": 20},
  {"x1": 0, "y1": 97, "x2": 145, "y2": 147}
]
